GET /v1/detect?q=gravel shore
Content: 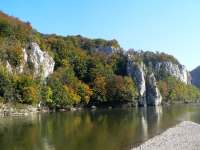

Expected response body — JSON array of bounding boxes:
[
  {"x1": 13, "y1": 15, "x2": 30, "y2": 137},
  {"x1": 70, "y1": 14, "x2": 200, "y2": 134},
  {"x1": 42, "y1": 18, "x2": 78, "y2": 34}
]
[{"x1": 132, "y1": 121, "x2": 200, "y2": 150}]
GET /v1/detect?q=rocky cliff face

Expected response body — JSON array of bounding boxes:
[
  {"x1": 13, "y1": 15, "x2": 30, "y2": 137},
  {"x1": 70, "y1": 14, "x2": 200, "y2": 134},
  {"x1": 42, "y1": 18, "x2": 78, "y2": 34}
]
[
  {"x1": 127, "y1": 53, "x2": 191, "y2": 106},
  {"x1": 146, "y1": 73, "x2": 162, "y2": 106},
  {"x1": 191, "y1": 66, "x2": 200, "y2": 88},
  {"x1": 25, "y1": 43, "x2": 55, "y2": 78},
  {"x1": 6, "y1": 42, "x2": 55, "y2": 78},
  {"x1": 127, "y1": 54, "x2": 162, "y2": 106},
  {"x1": 154, "y1": 61, "x2": 191, "y2": 84},
  {"x1": 127, "y1": 56, "x2": 147, "y2": 106}
]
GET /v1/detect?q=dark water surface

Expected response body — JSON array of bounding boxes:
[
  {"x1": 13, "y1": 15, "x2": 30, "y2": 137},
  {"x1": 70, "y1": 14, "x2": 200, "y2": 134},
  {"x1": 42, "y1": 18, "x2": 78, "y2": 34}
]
[{"x1": 1, "y1": 104, "x2": 200, "y2": 150}]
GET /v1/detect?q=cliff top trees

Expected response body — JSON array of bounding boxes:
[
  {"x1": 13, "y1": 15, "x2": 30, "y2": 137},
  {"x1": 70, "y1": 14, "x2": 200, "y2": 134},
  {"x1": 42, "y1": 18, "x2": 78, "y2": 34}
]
[{"x1": 128, "y1": 50, "x2": 179, "y2": 66}]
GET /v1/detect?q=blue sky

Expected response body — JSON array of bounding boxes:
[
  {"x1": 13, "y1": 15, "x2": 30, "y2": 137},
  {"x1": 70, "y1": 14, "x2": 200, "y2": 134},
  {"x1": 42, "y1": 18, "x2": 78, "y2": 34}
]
[{"x1": 0, "y1": 0, "x2": 200, "y2": 70}]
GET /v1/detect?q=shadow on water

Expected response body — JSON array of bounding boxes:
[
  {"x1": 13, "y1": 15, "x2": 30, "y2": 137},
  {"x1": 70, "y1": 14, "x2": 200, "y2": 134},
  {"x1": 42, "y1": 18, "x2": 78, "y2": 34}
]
[{"x1": 0, "y1": 104, "x2": 200, "y2": 150}]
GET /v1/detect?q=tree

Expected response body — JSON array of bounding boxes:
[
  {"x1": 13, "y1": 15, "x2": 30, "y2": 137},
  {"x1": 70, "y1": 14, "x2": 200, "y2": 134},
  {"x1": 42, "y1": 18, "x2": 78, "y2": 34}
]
[
  {"x1": 14, "y1": 74, "x2": 39, "y2": 104},
  {"x1": 47, "y1": 61, "x2": 92, "y2": 107},
  {"x1": 106, "y1": 75, "x2": 138, "y2": 102},
  {"x1": 63, "y1": 85, "x2": 81, "y2": 105},
  {"x1": 40, "y1": 85, "x2": 53, "y2": 105},
  {"x1": 0, "y1": 64, "x2": 14, "y2": 102},
  {"x1": 76, "y1": 82, "x2": 93, "y2": 104},
  {"x1": 92, "y1": 75, "x2": 107, "y2": 102},
  {"x1": 22, "y1": 86, "x2": 38, "y2": 104},
  {"x1": 110, "y1": 52, "x2": 127, "y2": 76}
]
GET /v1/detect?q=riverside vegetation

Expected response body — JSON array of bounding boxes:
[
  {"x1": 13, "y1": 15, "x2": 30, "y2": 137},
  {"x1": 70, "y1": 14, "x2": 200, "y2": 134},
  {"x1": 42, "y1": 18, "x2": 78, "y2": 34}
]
[{"x1": 0, "y1": 11, "x2": 200, "y2": 112}]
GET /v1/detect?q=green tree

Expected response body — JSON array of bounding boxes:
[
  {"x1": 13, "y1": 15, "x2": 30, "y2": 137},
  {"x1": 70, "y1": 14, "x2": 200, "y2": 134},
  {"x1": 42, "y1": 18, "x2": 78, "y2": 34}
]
[
  {"x1": 0, "y1": 64, "x2": 14, "y2": 102},
  {"x1": 14, "y1": 75, "x2": 39, "y2": 104},
  {"x1": 106, "y1": 75, "x2": 138, "y2": 102},
  {"x1": 158, "y1": 76, "x2": 200, "y2": 103},
  {"x1": 92, "y1": 75, "x2": 107, "y2": 102},
  {"x1": 41, "y1": 85, "x2": 53, "y2": 105}
]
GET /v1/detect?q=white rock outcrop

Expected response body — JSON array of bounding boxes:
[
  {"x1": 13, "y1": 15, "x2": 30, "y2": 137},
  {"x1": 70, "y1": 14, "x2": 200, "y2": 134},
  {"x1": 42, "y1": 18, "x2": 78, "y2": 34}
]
[
  {"x1": 5, "y1": 42, "x2": 55, "y2": 78},
  {"x1": 25, "y1": 43, "x2": 55, "y2": 78},
  {"x1": 146, "y1": 73, "x2": 162, "y2": 106},
  {"x1": 127, "y1": 57, "x2": 146, "y2": 106},
  {"x1": 154, "y1": 61, "x2": 190, "y2": 84}
]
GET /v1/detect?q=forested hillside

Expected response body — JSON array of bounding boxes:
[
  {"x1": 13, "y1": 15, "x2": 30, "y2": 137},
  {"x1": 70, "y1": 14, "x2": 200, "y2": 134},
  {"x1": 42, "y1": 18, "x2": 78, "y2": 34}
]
[{"x1": 0, "y1": 11, "x2": 199, "y2": 109}]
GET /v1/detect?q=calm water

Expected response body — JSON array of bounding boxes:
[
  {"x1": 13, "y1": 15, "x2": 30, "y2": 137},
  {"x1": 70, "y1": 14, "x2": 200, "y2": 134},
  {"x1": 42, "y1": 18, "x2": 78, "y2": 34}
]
[{"x1": 1, "y1": 104, "x2": 200, "y2": 150}]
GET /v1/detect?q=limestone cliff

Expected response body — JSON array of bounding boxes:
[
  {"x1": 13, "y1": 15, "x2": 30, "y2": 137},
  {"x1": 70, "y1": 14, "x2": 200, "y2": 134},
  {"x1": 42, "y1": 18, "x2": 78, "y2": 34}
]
[
  {"x1": 146, "y1": 73, "x2": 162, "y2": 106},
  {"x1": 5, "y1": 42, "x2": 55, "y2": 78},
  {"x1": 127, "y1": 53, "x2": 162, "y2": 106},
  {"x1": 154, "y1": 61, "x2": 190, "y2": 84},
  {"x1": 126, "y1": 52, "x2": 191, "y2": 106},
  {"x1": 127, "y1": 54, "x2": 146, "y2": 106}
]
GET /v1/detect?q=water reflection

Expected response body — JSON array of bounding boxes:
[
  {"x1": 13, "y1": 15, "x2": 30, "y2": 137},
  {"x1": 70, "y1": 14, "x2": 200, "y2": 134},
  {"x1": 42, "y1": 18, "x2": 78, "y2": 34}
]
[
  {"x1": 0, "y1": 104, "x2": 200, "y2": 150},
  {"x1": 155, "y1": 106, "x2": 163, "y2": 127},
  {"x1": 137, "y1": 106, "x2": 163, "y2": 141}
]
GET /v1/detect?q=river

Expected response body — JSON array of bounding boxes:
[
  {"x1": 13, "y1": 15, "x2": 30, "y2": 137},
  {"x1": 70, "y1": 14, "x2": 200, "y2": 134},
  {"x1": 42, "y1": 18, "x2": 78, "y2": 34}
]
[{"x1": 0, "y1": 104, "x2": 200, "y2": 150}]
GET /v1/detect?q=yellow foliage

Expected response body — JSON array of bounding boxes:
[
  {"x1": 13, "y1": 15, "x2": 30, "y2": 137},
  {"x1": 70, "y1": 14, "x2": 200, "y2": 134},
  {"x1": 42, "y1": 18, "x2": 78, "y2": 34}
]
[
  {"x1": 22, "y1": 86, "x2": 38, "y2": 104},
  {"x1": 63, "y1": 85, "x2": 81, "y2": 104}
]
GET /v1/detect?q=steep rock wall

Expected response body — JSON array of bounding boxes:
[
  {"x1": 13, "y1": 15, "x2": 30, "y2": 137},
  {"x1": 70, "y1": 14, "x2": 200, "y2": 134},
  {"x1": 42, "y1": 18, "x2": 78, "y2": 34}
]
[{"x1": 127, "y1": 54, "x2": 162, "y2": 106}]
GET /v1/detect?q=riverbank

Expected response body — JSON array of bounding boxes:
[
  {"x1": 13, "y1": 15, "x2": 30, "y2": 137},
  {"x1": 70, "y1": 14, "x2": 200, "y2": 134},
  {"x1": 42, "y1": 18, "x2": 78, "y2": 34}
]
[
  {"x1": 0, "y1": 101, "x2": 199, "y2": 117},
  {"x1": 132, "y1": 121, "x2": 200, "y2": 150},
  {"x1": 0, "y1": 101, "x2": 137, "y2": 117},
  {"x1": 0, "y1": 103, "x2": 40, "y2": 117}
]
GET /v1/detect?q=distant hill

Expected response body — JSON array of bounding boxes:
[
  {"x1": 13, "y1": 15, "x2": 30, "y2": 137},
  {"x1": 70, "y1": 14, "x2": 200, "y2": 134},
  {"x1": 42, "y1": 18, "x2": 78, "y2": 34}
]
[{"x1": 191, "y1": 66, "x2": 200, "y2": 88}]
